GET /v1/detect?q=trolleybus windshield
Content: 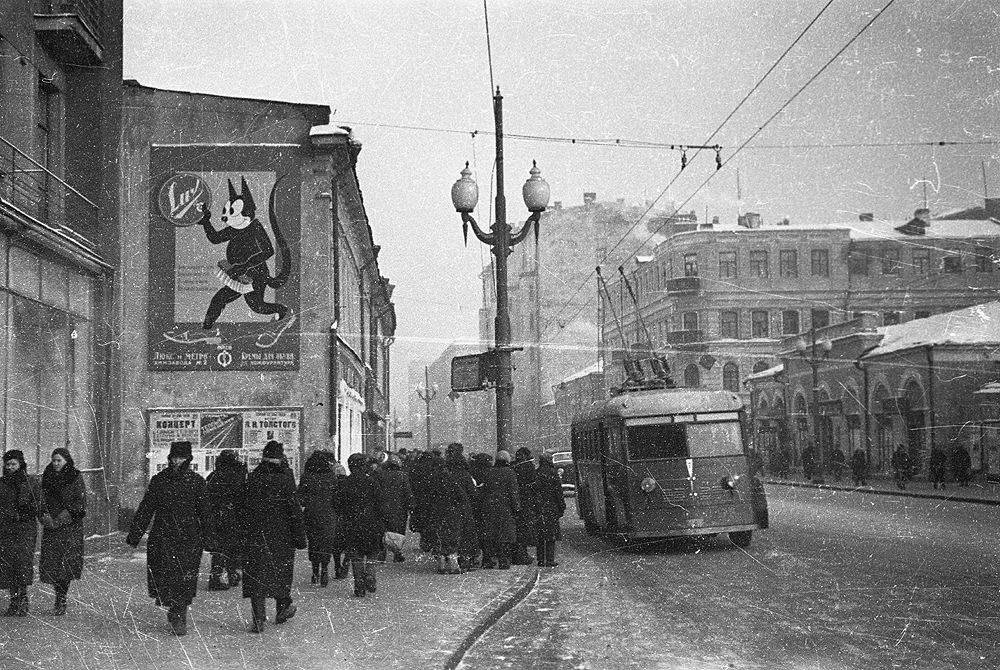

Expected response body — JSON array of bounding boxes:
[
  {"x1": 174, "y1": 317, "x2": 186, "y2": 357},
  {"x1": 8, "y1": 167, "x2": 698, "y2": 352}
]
[{"x1": 626, "y1": 420, "x2": 744, "y2": 460}]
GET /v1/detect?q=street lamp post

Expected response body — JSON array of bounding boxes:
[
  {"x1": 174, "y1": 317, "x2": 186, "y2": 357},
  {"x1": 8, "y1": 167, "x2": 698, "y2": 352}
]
[
  {"x1": 451, "y1": 87, "x2": 550, "y2": 455},
  {"x1": 416, "y1": 365, "x2": 438, "y2": 452},
  {"x1": 795, "y1": 328, "x2": 832, "y2": 481}
]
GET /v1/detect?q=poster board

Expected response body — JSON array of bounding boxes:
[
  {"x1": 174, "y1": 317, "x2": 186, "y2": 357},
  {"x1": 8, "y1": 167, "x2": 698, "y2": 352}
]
[{"x1": 146, "y1": 406, "x2": 303, "y2": 479}]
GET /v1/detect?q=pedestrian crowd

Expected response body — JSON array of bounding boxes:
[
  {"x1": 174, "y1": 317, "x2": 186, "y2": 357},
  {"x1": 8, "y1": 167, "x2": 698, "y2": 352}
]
[{"x1": 1, "y1": 440, "x2": 565, "y2": 637}]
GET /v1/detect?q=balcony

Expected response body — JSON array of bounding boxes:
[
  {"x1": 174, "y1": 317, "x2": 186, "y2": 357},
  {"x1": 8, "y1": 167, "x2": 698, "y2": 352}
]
[
  {"x1": 34, "y1": 1, "x2": 105, "y2": 65},
  {"x1": 663, "y1": 329, "x2": 706, "y2": 345},
  {"x1": 666, "y1": 276, "x2": 701, "y2": 295},
  {"x1": 0, "y1": 135, "x2": 102, "y2": 267}
]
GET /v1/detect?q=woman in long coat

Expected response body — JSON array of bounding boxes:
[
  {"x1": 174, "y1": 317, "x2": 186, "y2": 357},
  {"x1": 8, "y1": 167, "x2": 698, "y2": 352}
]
[
  {"x1": 241, "y1": 440, "x2": 306, "y2": 633},
  {"x1": 39, "y1": 447, "x2": 87, "y2": 615},
  {"x1": 379, "y1": 453, "x2": 413, "y2": 562},
  {"x1": 206, "y1": 449, "x2": 246, "y2": 590},
  {"x1": 534, "y1": 453, "x2": 566, "y2": 567},
  {"x1": 297, "y1": 450, "x2": 338, "y2": 586},
  {"x1": 512, "y1": 447, "x2": 538, "y2": 565},
  {"x1": 126, "y1": 441, "x2": 212, "y2": 636},
  {"x1": 0, "y1": 449, "x2": 43, "y2": 617},
  {"x1": 480, "y1": 451, "x2": 520, "y2": 570},
  {"x1": 336, "y1": 452, "x2": 387, "y2": 597},
  {"x1": 445, "y1": 444, "x2": 479, "y2": 573}
]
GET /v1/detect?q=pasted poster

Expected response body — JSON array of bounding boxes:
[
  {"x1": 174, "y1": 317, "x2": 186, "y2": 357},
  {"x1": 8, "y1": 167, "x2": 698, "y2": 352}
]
[
  {"x1": 148, "y1": 145, "x2": 300, "y2": 371},
  {"x1": 146, "y1": 406, "x2": 303, "y2": 479}
]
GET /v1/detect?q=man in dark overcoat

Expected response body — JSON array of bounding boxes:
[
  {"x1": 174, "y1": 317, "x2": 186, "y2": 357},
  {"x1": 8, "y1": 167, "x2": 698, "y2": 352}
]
[
  {"x1": 297, "y1": 449, "x2": 339, "y2": 585},
  {"x1": 241, "y1": 440, "x2": 306, "y2": 633},
  {"x1": 126, "y1": 441, "x2": 213, "y2": 636},
  {"x1": 445, "y1": 443, "x2": 480, "y2": 573},
  {"x1": 206, "y1": 449, "x2": 247, "y2": 590},
  {"x1": 336, "y1": 452, "x2": 388, "y2": 597},
  {"x1": 39, "y1": 447, "x2": 87, "y2": 615},
  {"x1": 468, "y1": 452, "x2": 494, "y2": 565},
  {"x1": 480, "y1": 450, "x2": 520, "y2": 570},
  {"x1": 928, "y1": 446, "x2": 947, "y2": 489},
  {"x1": 0, "y1": 449, "x2": 43, "y2": 617},
  {"x1": 534, "y1": 453, "x2": 566, "y2": 567},
  {"x1": 379, "y1": 453, "x2": 413, "y2": 562},
  {"x1": 512, "y1": 447, "x2": 537, "y2": 565}
]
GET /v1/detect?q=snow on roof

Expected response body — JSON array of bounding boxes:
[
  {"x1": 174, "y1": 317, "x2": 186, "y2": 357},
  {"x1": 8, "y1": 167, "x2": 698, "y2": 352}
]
[
  {"x1": 558, "y1": 361, "x2": 603, "y2": 385},
  {"x1": 862, "y1": 301, "x2": 1000, "y2": 358},
  {"x1": 309, "y1": 124, "x2": 352, "y2": 137},
  {"x1": 974, "y1": 381, "x2": 1000, "y2": 395},
  {"x1": 842, "y1": 218, "x2": 1000, "y2": 241},
  {"x1": 745, "y1": 363, "x2": 784, "y2": 381}
]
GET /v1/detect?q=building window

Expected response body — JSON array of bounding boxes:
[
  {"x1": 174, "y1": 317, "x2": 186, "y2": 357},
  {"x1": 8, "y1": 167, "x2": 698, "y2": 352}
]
[
  {"x1": 782, "y1": 310, "x2": 800, "y2": 335},
  {"x1": 719, "y1": 251, "x2": 737, "y2": 279},
  {"x1": 848, "y1": 252, "x2": 869, "y2": 276},
  {"x1": 683, "y1": 253, "x2": 699, "y2": 277},
  {"x1": 779, "y1": 250, "x2": 798, "y2": 278},
  {"x1": 943, "y1": 255, "x2": 962, "y2": 273},
  {"x1": 749, "y1": 250, "x2": 769, "y2": 278},
  {"x1": 683, "y1": 364, "x2": 700, "y2": 388},
  {"x1": 883, "y1": 311, "x2": 901, "y2": 326},
  {"x1": 722, "y1": 362, "x2": 740, "y2": 392},
  {"x1": 913, "y1": 249, "x2": 931, "y2": 274},
  {"x1": 682, "y1": 311, "x2": 699, "y2": 331},
  {"x1": 751, "y1": 310, "x2": 769, "y2": 338},
  {"x1": 914, "y1": 310, "x2": 931, "y2": 319},
  {"x1": 720, "y1": 311, "x2": 739, "y2": 339},
  {"x1": 811, "y1": 309, "x2": 830, "y2": 329},
  {"x1": 976, "y1": 247, "x2": 995, "y2": 273},
  {"x1": 810, "y1": 249, "x2": 830, "y2": 277},
  {"x1": 882, "y1": 248, "x2": 900, "y2": 275}
]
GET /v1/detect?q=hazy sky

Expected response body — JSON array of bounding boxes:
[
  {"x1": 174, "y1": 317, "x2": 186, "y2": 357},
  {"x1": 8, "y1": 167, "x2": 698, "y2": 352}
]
[{"x1": 123, "y1": 0, "x2": 1000, "y2": 409}]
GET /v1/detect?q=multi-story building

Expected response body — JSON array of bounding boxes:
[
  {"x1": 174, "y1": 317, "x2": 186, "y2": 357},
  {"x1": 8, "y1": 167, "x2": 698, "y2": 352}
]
[
  {"x1": 117, "y1": 82, "x2": 394, "y2": 518},
  {"x1": 0, "y1": 1, "x2": 123, "y2": 534},
  {"x1": 603, "y1": 205, "x2": 1000, "y2": 396}
]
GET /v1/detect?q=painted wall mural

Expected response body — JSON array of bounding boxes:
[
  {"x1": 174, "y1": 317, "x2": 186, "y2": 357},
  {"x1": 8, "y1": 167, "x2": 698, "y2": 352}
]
[{"x1": 148, "y1": 146, "x2": 300, "y2": 371}]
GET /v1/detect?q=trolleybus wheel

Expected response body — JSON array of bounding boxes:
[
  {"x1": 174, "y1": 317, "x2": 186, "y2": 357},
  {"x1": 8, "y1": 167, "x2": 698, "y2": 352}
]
[{"x1": 728, "y1": 530, "x2": 752, "y2": 547}]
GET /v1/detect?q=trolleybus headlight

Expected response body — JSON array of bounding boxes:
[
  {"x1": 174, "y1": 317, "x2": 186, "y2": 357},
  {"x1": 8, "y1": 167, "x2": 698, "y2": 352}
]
[
  {"x1": 640, "y1": 476, "x2": 658, "y2": 494},
  {"x1": 722, "y1": 474, "x2": 741, "y2": 490}
]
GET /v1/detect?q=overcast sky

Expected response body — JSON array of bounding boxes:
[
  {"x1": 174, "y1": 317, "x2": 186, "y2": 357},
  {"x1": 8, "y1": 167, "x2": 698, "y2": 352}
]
[{"x1": 124, "y1": 0, "x2": 1000, "y2": 411}]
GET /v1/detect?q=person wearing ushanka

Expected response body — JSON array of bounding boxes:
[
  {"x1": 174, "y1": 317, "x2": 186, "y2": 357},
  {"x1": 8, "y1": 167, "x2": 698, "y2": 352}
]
[
  {"x1": 126, "y1": 440, "x2": 213, "y2": 636},
  {"x1": 39, "y1": 447, "x2": 87, "y2": 615},
  {"x1": 0, "y1": 449, "x2": 44, "y2": 617},
  {"x1": 241, "y1": 440, "x2": 306, "y2": 633}
]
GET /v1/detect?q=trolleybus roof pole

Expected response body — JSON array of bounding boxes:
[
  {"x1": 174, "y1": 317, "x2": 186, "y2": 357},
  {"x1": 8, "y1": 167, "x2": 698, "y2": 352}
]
[
  {"x1": 617, "y1": 265, "x2": 674, "y2": 386},
  {"x1": 596, "y1": 266, "x2": 644, "y2": 385}
]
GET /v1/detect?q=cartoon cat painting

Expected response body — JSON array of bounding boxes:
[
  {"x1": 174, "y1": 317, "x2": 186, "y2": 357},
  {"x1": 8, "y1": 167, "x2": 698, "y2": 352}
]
[{"x1": 196, "y1": 177, "x2": 292, "y2": 329}]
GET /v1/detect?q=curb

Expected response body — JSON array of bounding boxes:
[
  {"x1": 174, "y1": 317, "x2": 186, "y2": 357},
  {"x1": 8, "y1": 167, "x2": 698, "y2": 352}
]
[
  {"x1": 766, "y1": 479, "x2": 1000, "y2": 506},
  {"x1": 443, "y1": 567, "x2": 540, "y2": 670}
]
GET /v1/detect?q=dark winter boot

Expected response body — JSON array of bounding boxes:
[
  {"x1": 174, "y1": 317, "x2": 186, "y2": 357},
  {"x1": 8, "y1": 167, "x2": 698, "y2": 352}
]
[
  {"x1": 54, "y1": 581, "x2": 70, "y2": 615},
  {"x1": 351, "y1": 559, "x2": 367, "y2": 597},
  {"x1": 311, "y1": 561, "x2": 320, "y2": 585},
  {"x1": 536, "y1": 542, "x2": 547, "y2": 567},
  {"x1": 319, "y1": 562, "x2": 330, "y2": 587},
  {"x1": 15, "y1": 587, "x2": 28, "y2": 617},
  {"x1": 275, "y1": 597, "x2": 297, "y2": 624},
  {"x1": 498, "y1": 544, "x2": 512, "y2": 570},
  {"x1": 167, "y1": 605, "x2": 187, "y2": 636},
  {"x1": 365, "y1": 563, "x2": 377, "y2": 593},
  {"x1": 334, "y1": 553, "x2": 349, "y2": 579},
  {"x1": 248, "y1": 596, "x2": 267, "y2": 633},
  {"x1": 545, "y1": 541, "x2": 558, "y2": 568}
]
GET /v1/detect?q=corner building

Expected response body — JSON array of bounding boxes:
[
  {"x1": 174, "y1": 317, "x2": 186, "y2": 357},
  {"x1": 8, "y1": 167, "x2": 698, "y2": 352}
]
[{"x1": 117, "y1": 82, "x2": 394, "y2": 518}]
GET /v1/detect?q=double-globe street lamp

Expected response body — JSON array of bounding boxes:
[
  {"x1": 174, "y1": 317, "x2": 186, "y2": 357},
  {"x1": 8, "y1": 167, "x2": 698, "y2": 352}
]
[
  {"x1": 415, "y1": 365, "x2": 438, "y2": 452},
  {"x1": 795, "y1": 328, "x2": 832, "y2": 481},
  {"x1": 451, "y1": 87, "x2": 550, "y2": 455}
]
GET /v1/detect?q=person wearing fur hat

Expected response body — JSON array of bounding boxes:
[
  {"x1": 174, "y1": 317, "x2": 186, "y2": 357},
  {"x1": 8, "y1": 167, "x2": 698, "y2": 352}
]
[
  {"x1": 241, "y1": 440, "x2": 306, "y2": 633},
  {"x1": 126, "y1": 441, "x2": 213, "y2": 636},
  {"x1": 479, "y1": 450, "x2": 521, "y2": 570},
  {"x1": 336, "y1": 452, "x2": 388, "y2": 597},
  {"x1": 206, "y1": 449, "x2": 247, "y2": 591},
  {"x1": 39, "y1": 448, "x2": 87, "y2": 614},
  {"x1": 0, "y1": 449, "x2": 44, "y2": 616}
]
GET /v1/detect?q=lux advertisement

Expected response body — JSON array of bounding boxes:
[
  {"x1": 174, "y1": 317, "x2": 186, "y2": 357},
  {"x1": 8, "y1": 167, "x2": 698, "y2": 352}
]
[{"x1": 148, "y1": 145, "x2": 301, "y2": 371}]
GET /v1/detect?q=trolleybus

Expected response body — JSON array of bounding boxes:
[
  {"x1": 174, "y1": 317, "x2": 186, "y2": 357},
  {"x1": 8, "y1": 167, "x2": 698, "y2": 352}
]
[{"x1": 571, "y1": 388, "x2": 768, "y2": 547}]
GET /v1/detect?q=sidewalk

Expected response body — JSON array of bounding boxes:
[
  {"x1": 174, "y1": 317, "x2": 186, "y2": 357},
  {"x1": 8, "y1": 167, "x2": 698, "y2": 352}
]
[
  {"x1": 0, "y1": 533, "x2": 535, "y2": 670},
  {"x1": 765, "y1": 471, "x2": 1000, "y2": 505}
]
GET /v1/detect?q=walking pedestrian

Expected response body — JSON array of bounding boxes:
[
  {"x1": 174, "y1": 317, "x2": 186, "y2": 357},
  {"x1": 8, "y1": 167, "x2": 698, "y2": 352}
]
[
  {"x1": 950, "y1": 444, "x2": 972, "y2": 487},
  {"x1": 801, "y1": 442, "x2": 816, "y2": 482},
  {"x1": 468, "y1": 452, "x2": 494, "y2": 567},
  {"x1": 928, "y1": 445, "x2": 947, "y2": 490},
  {"x1": 891, "y1": 444, "x2": 911, "y2": 490},
  {"x1": 126, "y1": 441, "x2": 213, "y2": 636},
  {"x1": 445, "y1": 443, "x2": 480, "y2": 573},
  {"x1": 830, "y1": 446, "x2": 846, "y2": 483},
  {"x1": 206, "y1": 449, "x2": 247, "y2": 591},
  {"x1": 39, "y1": 448, "x2": 86, "y2": 615},
  {"x1": 0, "y1": 449, "x2": 43, "y2": 617},
  {"x1": 297, "y1": 449, "x2": 339, "y2": 587},
  {"x1": 512, "y1": 447, "x2": 537, "y2": 565},
  {"x1": 851, "y1": 448, "x2": 868, "y2": 487},
  {"x1": 330, "y1": 462, "x2": 349, "y2": 579},
  {"x1": 336, "y1": 452, "x2": 388, "y2": 597},
  {"x1": 241, "y1": 440, "x2": 306, "y2": 633},
  {"x1": 534, "y1": 453, "x2": 566, "y2": 568},
  {"x1": 425, "y1": 450, "x2": 466, "y2": 574},
  {"x1": 480, "y1": 450, "x2": 520, "y2": 570},
  {"x1": 379, "y1": 453, "x2": 413, "y2": 563}
]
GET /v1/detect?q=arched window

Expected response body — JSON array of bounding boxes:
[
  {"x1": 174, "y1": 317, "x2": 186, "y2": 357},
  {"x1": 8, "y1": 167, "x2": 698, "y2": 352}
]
[
  {"x1": 684, "y1": 364, "x2": 700, "y2": 388},
  {"x1": 722, "y1": 362, "x2": 740, "y2": 392}
]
